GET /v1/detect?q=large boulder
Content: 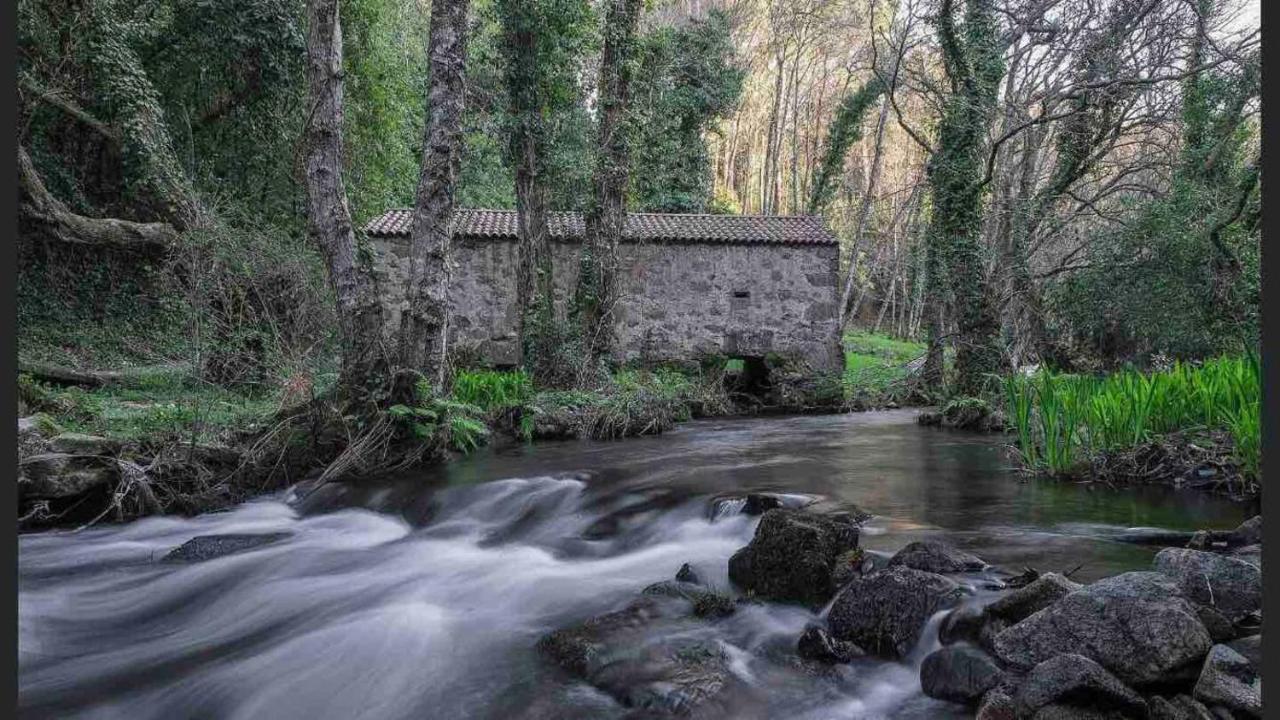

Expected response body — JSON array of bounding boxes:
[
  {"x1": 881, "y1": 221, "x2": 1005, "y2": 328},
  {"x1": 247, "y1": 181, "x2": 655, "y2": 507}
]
[
  {"x1": 1192, "y1": 644, "x2": 1262, "y2": 718},
  {"x1": 538, "y1": 595, "x2": 758, "y2": 718},
  {"x1": 1014, "y1": 653, "x2": 1147, "y2": 718},
  {"x1": 920, "y1": 644, "x2": 1004, "y2": 705},
  {"x1": 1153, "y1": 548, "x2": 1262, "y2": 622},
  {"x1": 727, "y1": 509, "x2": 859, "y2": 606},
  {"x1": 986, "y1": 573, "x2": 1080, "y2": 625},
  {"x1": 992, "y1": 572, "x2": 1212, "y2": 687},
  {"x1": 827, "y1": 565, "x2": 965, "y2": 659},
  {"x1": 888, "y1": 540, "x2": 986, "y2": 574}
]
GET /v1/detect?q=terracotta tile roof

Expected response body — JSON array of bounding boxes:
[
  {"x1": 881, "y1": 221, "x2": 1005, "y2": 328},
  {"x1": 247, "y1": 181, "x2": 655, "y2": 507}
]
[{"x1": 364, "y1": 209, "x2": 837, "y2": 246}]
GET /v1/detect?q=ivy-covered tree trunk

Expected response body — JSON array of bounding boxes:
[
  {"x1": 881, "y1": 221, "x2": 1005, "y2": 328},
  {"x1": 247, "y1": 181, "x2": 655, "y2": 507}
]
[
  {"x1": 513, "y1": 144, "x2": 557, "y2": 379},
  {"x1": 498, "y1": 0, "x2": 558, "y2": 383},
  {"x1": 575, "y1": 0, "x2": 642, "y2": 365},
  {"x1": 303, "y1": 0, "x2": 388, "y2": 401},
  {"x1": 84, "y1": 3, "x2": 204, "y2": 231},
  {"x1": 398, "y1": 0, "x2": 470, "y2": 391},
  {"x1": 924, "y1": 0, "x2": 1005, "y2": 396}
]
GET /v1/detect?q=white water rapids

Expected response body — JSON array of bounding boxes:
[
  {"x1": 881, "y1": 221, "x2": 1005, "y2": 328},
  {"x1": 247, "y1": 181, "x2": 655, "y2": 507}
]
[{"x1": 19, "y1": 412, "x2": 1252, "y2": 719}]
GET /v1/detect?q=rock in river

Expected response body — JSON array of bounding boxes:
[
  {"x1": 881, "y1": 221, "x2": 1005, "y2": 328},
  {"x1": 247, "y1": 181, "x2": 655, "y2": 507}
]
[
  {"x1": 827, "y1": 565, "x2": 965, "y2": 659},
  {"x1": 1192, "y1": 644, "x2": 1262, "y2": 718},
  {"x1": 795, "y1": 624, "x2": 864, "y2": 664},
  {"x1": 727, "y1": 508, "x2": 859, "y2": 606},
  {"x1": 888, "y1": 540, "x2": 986, "y2": 574},
  {"x1": 992, "y1": 571, "x2": 1212, "y2": 687},
  {"x1": 919, "y1": 644, "x2": 1004, "y2": 705},
  {"x1": 1153, "y1": 547, "x2": 1262, "y2": 623},
  {"x1": 1014, "y1": 653, "x2": 1147, "y2": 718},
  {"x1": 538, "y1": 595, "x2": 758, "y2": 718},
  {"x1": 163, "y1": 533, "x2": 292, "y2": 562},
  {"x1": 985, "y1": 572, "x2": 1080, "y2": 625}
]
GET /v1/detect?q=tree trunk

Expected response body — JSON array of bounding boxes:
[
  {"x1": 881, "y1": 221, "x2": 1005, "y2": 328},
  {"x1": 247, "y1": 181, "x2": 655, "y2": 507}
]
[
  {"x1": 398, "y1": 0, "x2": 470, "y2": 390},
  {"x1": 924, "y1": 0, "x2": 1005, "y2": 396},
  {"x1": 18, "y1": 145, "x2": 177, "y2": 253},
  {"x1": 303, "y1": 0, "x2": 388, "y2": 400},
  {"x1": 576, "y1": 0, "x2": 642, "y2": 364}
]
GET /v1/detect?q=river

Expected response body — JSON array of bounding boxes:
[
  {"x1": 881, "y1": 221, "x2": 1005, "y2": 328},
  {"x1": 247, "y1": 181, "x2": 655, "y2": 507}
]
[{"x1": 18, "y1": 410, "x2": 1254, "y2": 719}]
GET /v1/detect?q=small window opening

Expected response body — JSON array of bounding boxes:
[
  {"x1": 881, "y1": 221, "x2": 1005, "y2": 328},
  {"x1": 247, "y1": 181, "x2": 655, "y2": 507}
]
[{"x1": 732, "y1": 290, "x2": 750, "y2": 299}]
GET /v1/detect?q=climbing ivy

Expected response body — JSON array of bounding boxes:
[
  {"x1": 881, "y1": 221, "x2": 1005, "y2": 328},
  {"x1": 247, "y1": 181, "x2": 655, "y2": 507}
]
[{"x1": 807, "y1": 77, "x2": 884, "y2": 214}]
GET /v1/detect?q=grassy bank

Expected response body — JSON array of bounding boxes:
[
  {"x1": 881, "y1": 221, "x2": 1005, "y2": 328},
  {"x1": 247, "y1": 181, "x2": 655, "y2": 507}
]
[
  {"x1": 1003, "y1": 355, "x2": 1260, "y2": 495},
  {"x1": 842, "y1": 331, "x2": 930, "y2": 404}
]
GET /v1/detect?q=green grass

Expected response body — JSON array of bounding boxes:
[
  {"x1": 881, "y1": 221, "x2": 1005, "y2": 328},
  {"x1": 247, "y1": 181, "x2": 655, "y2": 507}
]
[
  {"x1": 450, "y1": 369, "x2": 535, "y2": 412},
  {"x1": 19, "y1": 368, "x2": 277, "y2": 447},
  {"x1": 1003, "y1": 355, "x2": 1261, "y2": 486},
  {"x1": 842, "y1": 331, "x2": 926, "y2": 400}
]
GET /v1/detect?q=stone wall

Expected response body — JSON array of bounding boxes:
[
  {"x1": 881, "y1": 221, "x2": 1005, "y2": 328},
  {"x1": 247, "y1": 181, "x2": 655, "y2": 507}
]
[{"x1": 370, "y1": 236, "x2": 842, "y2": 371}]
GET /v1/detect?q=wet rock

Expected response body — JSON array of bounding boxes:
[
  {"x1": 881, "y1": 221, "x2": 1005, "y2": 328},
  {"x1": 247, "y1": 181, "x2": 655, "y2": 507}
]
[
  {"x1": 727, "y1": 509, "x2": 859, "y2": 606},
  {"x1": 675, "y1": 563, "x2": 702, "y2": 585},
  {"x1": 1230, "y1": 516, "x2": 1261, "y2": 547},
  {"x1": 1192, "y1": 644, "x2": 1261, "y2": 718},
  {"x1": 829, "y1": 548, "x2": 872, "y2": 589},
  {"x1": 920, "y1": 644, "x2": 1004, "y2": 705},
  {"x1": 641, "y1": 581, "x2": 735, "y2": 619},
  {"x1": 1225, "y1": 635, "x2": 1261, "y2": 673},
  {"x1": 538, "y1": 596, "x2": 757, "y2": 718},
  {"x1": 1153, "y1": 548, "x2": 1261, "y2": 622},
  {"x1": 888, "y1": 540, "x2": 986, "y2": 574},
  {"x1": 828, "y1": 565, "x2": 965, "y2": 659},
  {"x1": 1148, "y1": 694, "x2": 1216, "y2": 720},
  {"x1": 938, "y1": 604, "x2": 987, "y2": 646},
  {"x1": 163, "y1": 532, "x2": 292, "y2": 562},
  {"x1": 1015, "y1": 653, "x2": 1147, "y2": 718},
  {"x1": 742, "y1": 493, "x2": 783, "y2": 515},
  {"x1": 795, "y1": 624, "x2": 864, "y2": 664},
  {"x1": 49, "y1": 432, "x2": 121, "y2": 457},
  {"x1": 976, "y1": 690, "x2": 1018, "y2": 720},
  {"x1": 992, "y1": 572, "x2": 1212, "y2": 687},
  {"x1": 986, "y1": 573, "x2": 1080, "y2": 625}
]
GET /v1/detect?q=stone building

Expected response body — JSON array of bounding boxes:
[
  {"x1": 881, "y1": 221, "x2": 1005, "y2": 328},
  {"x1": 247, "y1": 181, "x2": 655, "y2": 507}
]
[{"x1": 365, "y1": 209, "x2": 842, "y2": 371}]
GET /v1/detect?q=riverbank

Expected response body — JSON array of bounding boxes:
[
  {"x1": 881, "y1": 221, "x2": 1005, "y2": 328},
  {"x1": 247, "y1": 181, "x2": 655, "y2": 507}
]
[
  {"x1": 1002, "y1": 356, "x2": 1261, "y2": 499},
  {"x1": 17, "y1": 331, "x2": 930, "y2": 530}
]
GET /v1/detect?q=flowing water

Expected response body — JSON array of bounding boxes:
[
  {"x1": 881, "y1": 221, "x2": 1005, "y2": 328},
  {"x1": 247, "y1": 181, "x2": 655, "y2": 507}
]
[{"x1": 19, "y1": 410, "x2": 1254, "y2": 719}]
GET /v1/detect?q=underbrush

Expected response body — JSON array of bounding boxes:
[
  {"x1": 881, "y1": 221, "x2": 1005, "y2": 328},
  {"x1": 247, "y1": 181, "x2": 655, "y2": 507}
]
[
  {"x1": 18, "y1": 369, "x2": 278, "y2": 449},
  {"x1": 449, "y1": 366, "x2": 734, "y2": 441},
  {"x1": 1003, "y1": 355, "x2": 1260, "y2": 493}
]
